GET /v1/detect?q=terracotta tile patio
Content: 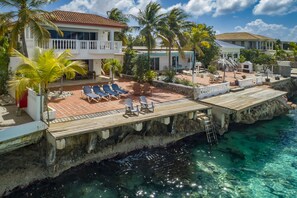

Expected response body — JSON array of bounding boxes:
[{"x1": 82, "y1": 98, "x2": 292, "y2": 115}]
[{"x1": 48, "y1": 79, "x2": 185, "y2": 119}]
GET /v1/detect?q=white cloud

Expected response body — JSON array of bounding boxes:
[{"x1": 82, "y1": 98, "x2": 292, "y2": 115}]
[
  {"x1": 59, "y1": 0, "x2": 160, "y2": 16},
  {"x1": 235, "y1": 19, "x2": 297, "y2": 41},
  {"x1": 183, "y1": 0, "x2": 214, "y2": 17},
  {"x1": 214, "y1": 0, "x2": 257, "y2": 17},
  {"x1": 253, "y1": 0, "x2": 297, "y2": 15}
]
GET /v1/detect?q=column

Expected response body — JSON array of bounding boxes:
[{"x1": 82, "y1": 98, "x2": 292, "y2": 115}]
[{"x1": 110, "y1": 30, "x2": 114, "y2": 50}]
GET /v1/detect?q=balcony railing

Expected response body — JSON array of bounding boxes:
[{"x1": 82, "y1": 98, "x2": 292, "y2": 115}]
[{"x1": 38, "y1": 39, "x2": 122, "y2": 53}]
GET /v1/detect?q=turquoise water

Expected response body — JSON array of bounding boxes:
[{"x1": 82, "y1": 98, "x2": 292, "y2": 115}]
[{"x1": 8, "y1": 111, "x2": 297, "y2": 197}]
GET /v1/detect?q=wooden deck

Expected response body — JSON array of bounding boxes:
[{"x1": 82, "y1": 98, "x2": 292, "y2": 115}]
[
  {"x1": 200, "y1": 87, "x2": 287, "y2": 112},
  {"x1": 48, "y1": 99, "x2": 210, "y2": 140}
]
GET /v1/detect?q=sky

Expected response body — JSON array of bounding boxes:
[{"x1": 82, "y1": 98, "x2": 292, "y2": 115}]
[{"x1": 4, "y1": 0, "x2": 297, "y2": 41}]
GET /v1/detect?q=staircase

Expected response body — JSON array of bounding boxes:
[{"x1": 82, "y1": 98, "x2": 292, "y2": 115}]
[{"x1": 197, "y1": 113, "x2": 218, "y2": 145}]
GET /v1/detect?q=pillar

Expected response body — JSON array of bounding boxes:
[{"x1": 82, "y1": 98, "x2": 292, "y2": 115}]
[{"x1": 110, "y1": 30, "x2": 114, "y2": 50}]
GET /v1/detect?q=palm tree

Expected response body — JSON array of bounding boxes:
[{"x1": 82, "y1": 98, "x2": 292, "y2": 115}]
[
  {"x1": 133, "y1": 2, "x2": 164, "y2": 65},
  {"x1": 0, "y1": 0, "x2": 62, "y2": 57},
  {"x1": 107, "y1": 8, "x2": 130, "y2": 45},
  {"x1": 103, "y1": 59, "x2": 123, "y2": 83},
  {"x1": 158, "y1": 8, "x2": 193, "y2": 69},
  {"x1": 184, "y1": 24, "x2": 211, "y2": 83},
  {"x1": 9, "y1": 49, "x2": 86, "y2": 125}
]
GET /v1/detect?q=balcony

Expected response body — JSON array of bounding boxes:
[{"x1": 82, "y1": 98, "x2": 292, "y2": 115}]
[{"x1": 38, "y1": 39, "x2": 122, "y2": 54}]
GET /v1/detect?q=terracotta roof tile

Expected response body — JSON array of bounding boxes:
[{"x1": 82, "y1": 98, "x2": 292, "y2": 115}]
[
  {"x1": 216, "y1": 32, "x2": 275, "y2": 41},
  {"x1": 47, "y1": 10, "x2": 127, "y2": 29}
]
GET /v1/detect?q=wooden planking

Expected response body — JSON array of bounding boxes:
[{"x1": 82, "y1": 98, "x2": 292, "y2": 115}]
[
  {"x1": 201, "y1": 87, "x2": 287, "y2": 111},
  {"x1": 48, "y1": 100, "x2": 210, "y2": 139}
]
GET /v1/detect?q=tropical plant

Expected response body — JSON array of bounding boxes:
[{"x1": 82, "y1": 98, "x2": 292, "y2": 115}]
[
  {"x1": 274, "y1": 44, "x2": 288, "y2": 61},
  {"x1": 164, "y1": 69, "x2": 176, "y2": 83},
  {"x1": 184, "y1": 24, "x2": 211, "y2": 82},
  {"x1": 254, "y1": 53, "x2": 276, "y2": 80},
  {"x1": 289, "y1": 42, "x2": 297, "y2": 63},
  {"x1": 208, "y1": 65, "x2": 217, "y2": 74},
  {"x1": 158, "y1": 8, "x2": 192, "y2": 69},
  {"x1": 144, "y1": 70, "x2": 157, "y2": 83},
  {"x1": 123, "y1": 46, "x2": 136, "y2": 75},
  {"x1": 0, "y1": 0, "x2": 62, "y2": 57},
  {"x1": 103, "y1": 59, "x2": 123, "y2": 82},
  {"x1": 133, "y1": 2, "x2": 164, "y2": 65},
  {"x1": 240, "y1": 49, "x2": 260, "y2": 63},
  {"x1": 9, "y1": 49, "x2": 87, "y2": 125},
  {"x1": 107, "y1": 8, "x2": 129, "y2": 45},
  {"x1": 132, "y1": 54, "x2": 150, "y2": 82},
  {"x1": 196, "y1": 25, "x2": 219, "y2": 67},
  {"x1": 0, "y1": 36, "x2": 10, "y2": 94}
]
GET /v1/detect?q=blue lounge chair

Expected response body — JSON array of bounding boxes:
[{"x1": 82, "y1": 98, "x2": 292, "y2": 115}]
[
  {"x1": 92, "y1": 85, "x2": 109, "y2": 101},
  {"x1": 103, "y1": 84, "x2": 119, "y2": 99},
  {"x1": 82, "y1": 86, "x2": 100, "y2": 103},
  {"x1": 139, "y1": 96, "x2": 154, "y2": 112},
  {"x1": 111, "y1": 83, "x2": 128, "y2": 94},
  {"x1": 124, "y1": 98, "x2": 139, "y2": 116}
]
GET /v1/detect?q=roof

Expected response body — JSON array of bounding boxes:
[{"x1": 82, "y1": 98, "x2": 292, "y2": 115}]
[
  {"x1": 215, "y1": 40, "x2": 244, "y2": 49},
  {"x1": 216, "y1": 32, "x2": 275, "y2": 41},
  {"x1": 46, "y1": 10, "x2": 127, "y2": 29}
]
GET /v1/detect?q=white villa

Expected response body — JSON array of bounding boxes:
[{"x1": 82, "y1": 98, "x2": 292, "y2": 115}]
[
  {"x1": 9, "y1": 10, "x2": 126, "y2": 77},
  {"x1": 216, "y1": 32, "x2": 276, "y2": 51}
]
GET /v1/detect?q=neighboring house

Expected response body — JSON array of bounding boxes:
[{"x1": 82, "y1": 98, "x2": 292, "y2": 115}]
[
  {"x1": 215, "y1": 40, "x2": 244, "y2": 60},
  {"x1": 10, "y1": 10, "x2": 127, "y2": 77},
  {"x1": 216, "y1": 32, "x2": 275, "y2": 51},
  {"x1": 125, "y1": 46, "x2": 194, "y2": 71}
]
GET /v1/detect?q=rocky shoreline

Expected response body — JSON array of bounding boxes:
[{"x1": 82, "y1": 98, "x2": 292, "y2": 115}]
[{"x1": 1, "y1": 79, "x2": 297, "y2": 196}]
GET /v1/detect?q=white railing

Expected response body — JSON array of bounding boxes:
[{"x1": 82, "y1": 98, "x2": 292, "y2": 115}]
[
  {"x1": 25, "y1": 89, "x2": 44, "y2": 121},
  {"x1": 194, "y1": 82, "x2": 230, "y2": 99},
  {"x1": 38, "y1": 39, "x2": 122, "y2": 52},
  {"x1": 238, "y1": 78, "x2": 254, "y2": 88}
]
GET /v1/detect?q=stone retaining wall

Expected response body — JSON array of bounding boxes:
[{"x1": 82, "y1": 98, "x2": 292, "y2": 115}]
[{"x1": 152, "y1": 80, "x2": 193, "y2": 98}]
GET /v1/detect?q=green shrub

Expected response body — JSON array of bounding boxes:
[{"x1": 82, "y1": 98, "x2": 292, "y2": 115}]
[
  {"x1": 144, "y1": 70, "x2": 157, "y2": 83},
  {"x1": 164, "y1": 69, "x2": 176, "y2": 82},
  {"x1": 0, "y1": 37, "x2": 10, "y2": 95},
  {"x1": 132, "y1": 54, "x2": 150, "y2": 82},
  {"x1": 175, "y1": 78, "x2": 194, "y2": 86},
  {"x1": 208, "y1": 65, "x2": 217, "y2": 74}
]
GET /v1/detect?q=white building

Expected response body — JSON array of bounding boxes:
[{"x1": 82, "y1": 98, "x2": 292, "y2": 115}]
[
  {"x1": 215, "y1": 40, "x2": 244, "y2": 60},
  {"x1": 216, "y1": 32, "x2": 275, "y2": 51},
  {"x1": 129, "y1": 46, "x2": 194, "y2": 71},
  {"x1": 10, "y1": 10, "x2": 126, "y2": 77}
]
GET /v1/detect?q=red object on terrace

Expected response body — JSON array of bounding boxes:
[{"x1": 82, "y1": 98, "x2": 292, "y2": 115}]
[{"x1": 18, "y1": 90, "x2": 28, "y2": 108}]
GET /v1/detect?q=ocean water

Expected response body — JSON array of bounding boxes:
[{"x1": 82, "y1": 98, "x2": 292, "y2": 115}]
[{"x1": 8, "y1": 110, "x2": 297, "y2": 197}]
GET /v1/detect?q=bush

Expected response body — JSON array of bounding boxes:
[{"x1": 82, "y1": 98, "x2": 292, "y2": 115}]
[
  {"x1": 208, "y1": 65, "x2": 217, "y2": 74},
  {"x1": 164, "y1": 69, "x2": 176, "y2": 82},
  {"x1": 144, "y1": 70, "x2": 157, "y2": 83},
  {"x1": 132, "y1": 54, "x2": 150, "y2": 82},
  {"x1": 0, "y1": 37, "x2": 10, "y2": 95},
  {"x1": 175, "y1": 78, "x2": 194, "y2": 86},
  {"x1": 123, "y1": 47, "x2": 136, "y2": 75}
]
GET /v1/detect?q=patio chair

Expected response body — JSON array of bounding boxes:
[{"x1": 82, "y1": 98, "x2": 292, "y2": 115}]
[
  {"x1": 132, "y1": 83, "x2": 142, "y2": 95},
  {"x1": 92, "y1": 85, "x2": 109, "y2": 101},
  {"x1": 82, "y1": 86, "x2": 100, "y2": 103},
  {"x1": 124, "y1": 98, "x2": 139, "y2": 116},
  {"x1": 139, "y1": 96, "x2": 154, "y2": 112},
  {"x1": 103, "y1": 84, "x2": 119, "y2": 99},
  {"x1": 111, "y1": 83, "x2": 128, "y2": 94},
  {"x1": 143, "y1": 83, "x2": 152, "y2": 96}
]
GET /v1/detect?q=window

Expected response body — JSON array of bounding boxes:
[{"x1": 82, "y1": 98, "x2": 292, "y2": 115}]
[
  {"x1": 241, "y1": 41, "x2": 245, "y2": 46},
  {"x1": 172, "y1": 56, "x2": 179, "y2": 67},
  {"x1": 150, "y1": 58, "x2": 160, "y2": 70}
]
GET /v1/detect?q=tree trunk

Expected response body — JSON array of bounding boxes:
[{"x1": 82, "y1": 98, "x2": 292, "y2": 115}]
[
  {"x1": 21, "y1": 30, "x2": 29, "y2": 57},
  {"x1": 45, "y1": 88, "x2": 50, "y2": 127},
  {"x1": 192, "y1": 49, "x2": 196, "y2": 84},
  {"x1": 168, "y1": 45, "x2": 172, "y2": 70}
]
